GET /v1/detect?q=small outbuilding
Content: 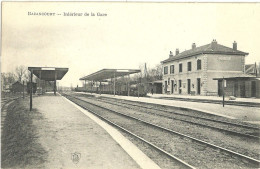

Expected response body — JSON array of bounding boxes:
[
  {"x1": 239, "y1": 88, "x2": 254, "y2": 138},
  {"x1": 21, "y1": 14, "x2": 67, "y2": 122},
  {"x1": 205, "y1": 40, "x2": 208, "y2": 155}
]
[
  {"x1": 148, "y1": 80, "x2": 163, "y2": 94},
  {"x1": 213, "y1": 75, "x2": 260, "y2": 98},
  {"x1": 11, "y1": 81, "x2": 24, "y2": 93}
]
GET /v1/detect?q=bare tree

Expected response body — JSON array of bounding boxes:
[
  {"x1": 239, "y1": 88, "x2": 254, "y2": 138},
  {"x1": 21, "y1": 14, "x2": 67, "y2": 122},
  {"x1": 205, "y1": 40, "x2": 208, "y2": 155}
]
[
  {"x1": 1, "y1": 72, "x2": 16, "y2": 89},
  {"x1": 154, "y1": 64, "x2": 163, "y2": 80},
  {"x1": 15, "y1": 65, "x2": 27, "y2": 82},
  {"x1": 24, "y1": 69, "x2": 39, "y2": 83}
]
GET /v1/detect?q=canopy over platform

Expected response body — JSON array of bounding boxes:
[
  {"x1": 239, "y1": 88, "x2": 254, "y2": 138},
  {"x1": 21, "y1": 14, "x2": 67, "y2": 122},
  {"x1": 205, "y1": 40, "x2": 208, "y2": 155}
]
[
  {"x1": 28, "y1": 67, "x2": 69, "y2": 81},
  {"x1": 79, "y1": 69, "x2": 140, "y2": 81},
  {"x1": 213, "y1": 74, "x2": 258, "y2": 81}
]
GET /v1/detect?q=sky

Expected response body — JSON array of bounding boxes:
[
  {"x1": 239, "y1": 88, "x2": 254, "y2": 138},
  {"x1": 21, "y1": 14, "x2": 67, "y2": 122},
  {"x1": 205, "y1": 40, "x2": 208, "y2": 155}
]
[{"x1": 2, "y1": 2, "x2": 260, "y2": 87}]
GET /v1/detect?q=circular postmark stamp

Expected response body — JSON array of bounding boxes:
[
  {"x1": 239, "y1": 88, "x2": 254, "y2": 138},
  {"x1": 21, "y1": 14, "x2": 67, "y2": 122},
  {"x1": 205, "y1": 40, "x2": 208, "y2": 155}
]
[{"x1": 71, "y1": 152, "x2": 81, "y2": 164}]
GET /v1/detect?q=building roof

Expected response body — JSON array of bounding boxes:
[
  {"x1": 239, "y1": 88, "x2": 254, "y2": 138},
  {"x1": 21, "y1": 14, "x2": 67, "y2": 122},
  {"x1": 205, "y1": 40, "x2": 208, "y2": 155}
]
[
  {"x1": 162, "y1": 40, "x2": 249, "y2": 64},
  {"x1": 12, "y1": 81, "x2": 23, "y2": 86},
  {"x1": 213, "y1": 74, "x2": 257, "y2": 80},
  {"x1": 245, "y1": 64, "x2": 259, "y2": 75},
  {"x1": 28, "y1": 67, "x2": 69, "y2": 81},
  {"x1": 79, "y1": 69, "x2": 140, "y2": 81}
]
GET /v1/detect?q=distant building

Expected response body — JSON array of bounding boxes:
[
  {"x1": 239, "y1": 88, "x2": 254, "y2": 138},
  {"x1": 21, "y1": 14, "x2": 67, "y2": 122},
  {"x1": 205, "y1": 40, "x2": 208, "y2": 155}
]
[
  {"x1": 161, "y1": 40, "x2": 249, "y2": 96},
  {"x1": 11, "y1": 81, "x2": 24, "y2": 93},
  {"x1": 245, "y1": 63, "x2": 260, "y2": 76},
  {"x1": 148, "y1": 81, "x2": 162, "y2": 94}
]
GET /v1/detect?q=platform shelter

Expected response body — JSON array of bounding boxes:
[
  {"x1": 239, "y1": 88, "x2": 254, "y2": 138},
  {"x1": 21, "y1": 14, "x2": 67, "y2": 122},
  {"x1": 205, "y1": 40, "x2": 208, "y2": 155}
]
[
  {"x1": 28, "y1": 67, "x2": 69, "y2": 110},
  {"x1": 79, "y1": 69, "x2": 140, "y2": 96},
  {"x1": 213, "y1": 75, "x2": 260, "y2": 98}
]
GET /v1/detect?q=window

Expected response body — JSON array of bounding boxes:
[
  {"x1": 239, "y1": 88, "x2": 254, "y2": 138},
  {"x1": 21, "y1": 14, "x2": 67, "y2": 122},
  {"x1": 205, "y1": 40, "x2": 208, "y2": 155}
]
[
  {"x1": 197, "y1": 59, "x2": 201, "y2": 70},
  {"x1": 164, "y1": 66, "x2": 168, "y2": 75},
  {"x1": 170, "y1": 65, "x2": 174, "y2": 74},
  {"x1": 187, "y1": 62, "x2": 192, "y2": 71},
  {"x1": 179, "y1": 63, "x2": 182, "y2": 73}
]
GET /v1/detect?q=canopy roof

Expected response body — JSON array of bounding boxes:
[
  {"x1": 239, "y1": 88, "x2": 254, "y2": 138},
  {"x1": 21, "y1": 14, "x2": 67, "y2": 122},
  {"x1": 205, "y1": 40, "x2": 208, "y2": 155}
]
[
  {"x1": 28, "y1": 67, "x2": 69, "y2": 81},
  {"x1": 80, "y1": 69, "x2": 140, "y2": 81},
  {"x1": 213, "y1": 74, "x2": 258, "y2": 81}
]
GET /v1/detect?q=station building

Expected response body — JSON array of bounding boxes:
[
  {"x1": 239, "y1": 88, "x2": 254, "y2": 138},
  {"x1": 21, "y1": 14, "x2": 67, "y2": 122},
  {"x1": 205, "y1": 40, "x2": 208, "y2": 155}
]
[{"x1": 161, "y1": 40, "x2": 249, "y2": 96}]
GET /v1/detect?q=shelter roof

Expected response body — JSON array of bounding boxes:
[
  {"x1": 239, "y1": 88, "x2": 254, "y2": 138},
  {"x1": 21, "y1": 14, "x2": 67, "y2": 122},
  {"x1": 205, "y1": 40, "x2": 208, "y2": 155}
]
[
  {"x1": 148, "y1": 80, "x2": 163, "y2": 84},
  {"x1": 213, "y1": 74, "x2": 258, "y2": 80},
  {"x1": 28, "y1": 67, "x2": 69, "y2": 81},
  {"x1": 79, "y1": 69, "x2": 140, "y2": 81},
  {"x1": 162, "y1": 41, "x2": 249, "y2": 64}
]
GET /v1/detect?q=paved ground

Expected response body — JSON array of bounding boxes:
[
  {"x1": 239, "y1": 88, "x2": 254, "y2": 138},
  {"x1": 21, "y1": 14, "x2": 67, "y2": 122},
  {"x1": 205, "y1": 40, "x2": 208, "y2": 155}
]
[
  {"x1": 80, "y1": 92, "x2": 260, "y2": 125},
  {"x1": 32, "y1": 95, "x2": 150, "y2": 169},
  {"x1": 147, "y1": 93, "x2": 260, "y2": 103}
]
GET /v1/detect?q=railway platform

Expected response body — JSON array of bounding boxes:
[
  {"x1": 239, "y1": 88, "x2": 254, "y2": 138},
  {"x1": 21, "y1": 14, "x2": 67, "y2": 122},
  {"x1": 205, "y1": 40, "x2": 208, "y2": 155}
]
[
  {"x1": 78, "y1": 92, "x2": 260, "y2": 125},
  {"x1": 31, "y1": 94, "x2": 160, "y2": 169},
  {"x1": 147, "y1": 93, "x2": 260, "y2": 104}
]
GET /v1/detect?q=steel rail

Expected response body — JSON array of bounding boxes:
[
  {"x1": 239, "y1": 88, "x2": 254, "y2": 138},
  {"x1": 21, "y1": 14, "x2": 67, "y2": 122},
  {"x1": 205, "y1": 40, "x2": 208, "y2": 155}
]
[
  {"x1": 64, "y1": 93, "x2": 260, "y2": 167},
  {"x1": 63, "y1": 94, "x2": 196, "y2": 169},
  {"x1": 1, "y1": 97, "x2": 21, "y2": 109},
  {"x1": 100, "y1": 96, "x2": 260, "y2": 130},
  {"x1": 96, "y1": 98, "x2": 260, "y2": 139}
]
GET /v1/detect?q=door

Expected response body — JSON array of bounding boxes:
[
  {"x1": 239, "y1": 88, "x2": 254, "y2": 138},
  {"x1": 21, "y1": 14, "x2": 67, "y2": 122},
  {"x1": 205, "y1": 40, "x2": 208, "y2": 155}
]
[
  {"x1": 164, "y1": 81, "x2": 167, "y2": 93},
  {"x1": 234, "y1": 81, "x2": 238, "y2": 97},
  {"x1": 179, "y1": 80, "x2": 182, "y2": 94},
  {"x1": 171, "y1": 80, "x2": 174, "y2": 94},
  {"x1": 251, "y1": 81, "x2": 256, "y2": 97},
  {"x1": 240, "y1": 82, "x2": 246, "y2": 98},
  {"x1": 187, "y1": 79, "x2": 191, "y2": 94},
  {"x1": 218, "y1": 80, "x2": 222, "y2": 96},
  {"x1": 197, "y1": 78, "x2": 201, "y2": 95}
]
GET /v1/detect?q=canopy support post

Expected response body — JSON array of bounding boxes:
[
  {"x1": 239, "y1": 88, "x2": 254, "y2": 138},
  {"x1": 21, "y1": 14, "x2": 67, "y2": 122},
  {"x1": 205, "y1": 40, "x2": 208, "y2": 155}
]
[
  {"x1": 128, "y1": 74, "x2": 130, "y2": 96},
  {"x1": 114, "y1": 72, "x2": 115, "y2": 96},
  {"x1": 85, "y1": 80, "x2": 86, "y2": 91},
  {"x1": 30, "y1": 70, "x2": 33, "y2": 111},
  {"x1": 100, "y1": 81, "x2": 101, "y2": 95},
  {"x1": 54, "y1": 70, "x2": 57, "y2": 95},
  {"x1": 39, "y1": 71, "x2": 43, "y2": 95}
]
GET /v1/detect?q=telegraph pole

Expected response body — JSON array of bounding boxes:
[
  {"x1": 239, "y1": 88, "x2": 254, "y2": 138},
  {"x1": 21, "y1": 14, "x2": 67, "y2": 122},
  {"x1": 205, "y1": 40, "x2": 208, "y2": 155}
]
[{"x1": 23, "y1": 81, "x2": 25, "y2": 99}]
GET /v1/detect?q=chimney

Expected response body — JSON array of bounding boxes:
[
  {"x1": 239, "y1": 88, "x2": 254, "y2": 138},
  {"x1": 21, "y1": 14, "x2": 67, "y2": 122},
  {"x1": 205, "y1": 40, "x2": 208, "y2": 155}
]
[
  {"x1": 176, "y1": 48, "x2": 179, "y2": 55},
  {"x1": 169, "y1": 51, "x2": 173, "y2": 58},
  {"x1": 192, "y1": 43, "x2": 196, "y2": 49},
  {"x1": 211, "y1": 39, "x2": 217, "y2": 50},
  {"x1": 233, "y1": 41, "x2": 237, "y2": 51}
]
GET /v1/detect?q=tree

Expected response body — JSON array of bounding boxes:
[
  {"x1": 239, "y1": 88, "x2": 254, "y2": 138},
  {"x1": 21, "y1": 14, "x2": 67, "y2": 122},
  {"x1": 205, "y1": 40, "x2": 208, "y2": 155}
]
[
  {"x1": 24, "y1": 69, "x2": 37, "y2": 83},
  {"x1": 154, "y1": 64, "x2": 163, "y2": 80},
  {"x1": 15, "y1": 65, "x2": 27, "y2": 82},
  {"x1": 1, "y1": 72, "x2": 16, "y2": 89}
]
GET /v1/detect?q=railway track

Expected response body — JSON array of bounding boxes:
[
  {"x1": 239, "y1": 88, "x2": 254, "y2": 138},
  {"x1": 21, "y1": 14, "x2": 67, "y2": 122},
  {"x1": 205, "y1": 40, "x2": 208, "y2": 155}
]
[
  {"x1": 63, "y1": 93, "x2": 195, "y2": 169},
  {"x1": 94, "y1": 96, "x2": 260, "y2": 139},
  {"x1": 62, "y1": 93, "x2": 260, "y2": 169},
  {"x1": 1, "y1": 97, "x2": 22, "y2": 109}
]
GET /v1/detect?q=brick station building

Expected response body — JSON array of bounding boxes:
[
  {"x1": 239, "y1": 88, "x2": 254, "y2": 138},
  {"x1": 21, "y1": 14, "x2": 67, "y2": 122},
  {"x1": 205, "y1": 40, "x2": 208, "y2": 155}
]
[{"x1": 161, "y1": 40, "x2": 249, "y2": 96}]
